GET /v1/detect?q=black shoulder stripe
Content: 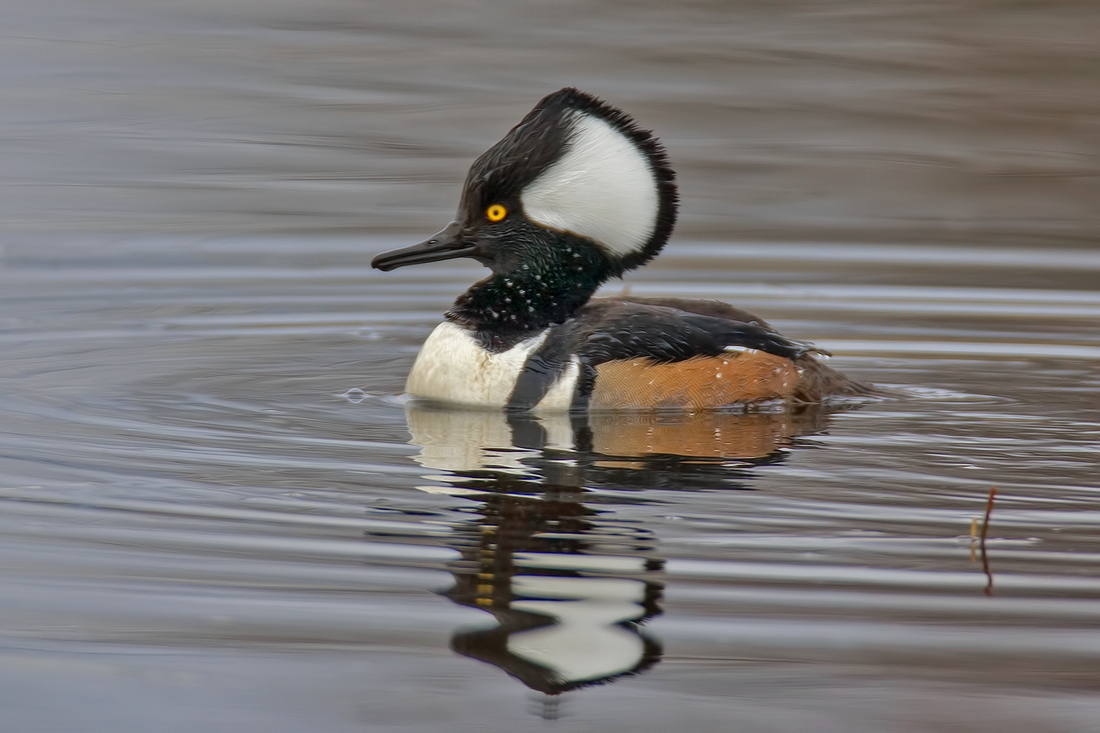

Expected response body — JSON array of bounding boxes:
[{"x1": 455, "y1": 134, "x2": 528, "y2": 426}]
[
  {"x1": 570, "y1": 359, "x2": 597, "y2": 413},
  {"x1": 508, "y1": 352, "x2": 566, "y2": 411},
  {"x1": 506, "y1": 326, "x2": 575, "y2": 411}
]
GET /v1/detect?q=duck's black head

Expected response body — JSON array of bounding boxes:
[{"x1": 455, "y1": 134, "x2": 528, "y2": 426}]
[{"x1": 372, "y1": 88, "x2": 678, "y2": 342}]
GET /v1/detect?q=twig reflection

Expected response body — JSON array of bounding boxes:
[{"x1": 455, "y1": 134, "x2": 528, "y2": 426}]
[{"x1": 970, "y1": 486, "x2": 997, "y2": 596}]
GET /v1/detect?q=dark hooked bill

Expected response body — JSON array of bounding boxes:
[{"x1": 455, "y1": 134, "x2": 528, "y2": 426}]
[{"x1": 371, "y1": 221, "x2": 476, "y2": 271}]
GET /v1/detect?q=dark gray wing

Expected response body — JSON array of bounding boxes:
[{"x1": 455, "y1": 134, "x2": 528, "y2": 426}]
[{"x1": 508, "y1": 298, "x2": 818, "y2": 410}]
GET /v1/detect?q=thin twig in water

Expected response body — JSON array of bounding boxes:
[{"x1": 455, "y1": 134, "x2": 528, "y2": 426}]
[{"x1": 980, "y1": 486, "x2": 997, "y2": 596}]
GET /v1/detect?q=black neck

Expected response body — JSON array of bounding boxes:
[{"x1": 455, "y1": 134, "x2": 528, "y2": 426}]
[{"x1": 447, "y1": 243, "x2": 612, "y2": 352}]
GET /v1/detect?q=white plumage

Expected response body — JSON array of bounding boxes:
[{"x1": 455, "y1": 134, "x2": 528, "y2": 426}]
[{"x1": 406, "y1": 322, "x2": 578, "y2": 410}]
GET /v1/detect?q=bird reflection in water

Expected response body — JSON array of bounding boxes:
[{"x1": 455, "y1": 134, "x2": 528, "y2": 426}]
[{"x1": 404, "y1": 403, "x2": 833, "y2": 706}]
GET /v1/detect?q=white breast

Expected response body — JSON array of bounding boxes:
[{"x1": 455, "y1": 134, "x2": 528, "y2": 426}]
[{"x1": 405, "y1": 322, "x2": 578, "y2": 410}]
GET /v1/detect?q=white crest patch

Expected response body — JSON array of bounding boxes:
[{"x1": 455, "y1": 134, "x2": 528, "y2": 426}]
[{"x1": 520, "y1": 112, "x2": 659, "y2": 257}]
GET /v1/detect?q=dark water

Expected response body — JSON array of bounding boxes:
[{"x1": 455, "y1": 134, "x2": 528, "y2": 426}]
[{"x1": 2, "y1": 2, "x2": 1100, "y2": 731}]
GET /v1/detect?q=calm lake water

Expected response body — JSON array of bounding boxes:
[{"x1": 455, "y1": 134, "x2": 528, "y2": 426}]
[{"x1": 2, "y1": 1, "x2": 1099, "y2": 731}]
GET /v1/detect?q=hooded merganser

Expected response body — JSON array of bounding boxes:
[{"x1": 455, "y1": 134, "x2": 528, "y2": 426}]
[{"x1": 372, "y1": 88, "x2": 870, "y2": 411}]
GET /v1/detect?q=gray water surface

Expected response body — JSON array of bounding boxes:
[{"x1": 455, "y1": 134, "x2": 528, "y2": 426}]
[{"x1": 2, "y1": 1, "x2": 1100, "y2": 731}]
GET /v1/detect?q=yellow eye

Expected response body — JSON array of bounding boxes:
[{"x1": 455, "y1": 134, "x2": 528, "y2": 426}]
[{"x1": 486, "y1": 204, "x2": 507, "y2": 222}]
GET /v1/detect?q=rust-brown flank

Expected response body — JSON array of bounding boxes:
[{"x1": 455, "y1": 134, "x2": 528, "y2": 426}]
[{"x1": 589, "y1": 350, "x2": 801, "y2": 410}]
